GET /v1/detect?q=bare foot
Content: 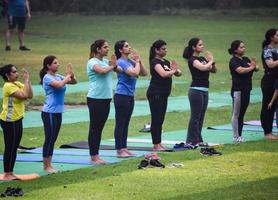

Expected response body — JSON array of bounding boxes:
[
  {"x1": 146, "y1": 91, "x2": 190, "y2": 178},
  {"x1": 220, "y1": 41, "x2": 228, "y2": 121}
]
[
  {"x1": 122, "y1": 148, "x2": 136, "y2": 156},
  {"x1": 44, "y1": 166, "x2": 58, "y2": 174},
  {"x1": 265, "y1": 133, "x2": 278, "y2": 140},
  {"x1": 91, "y1": 155, "x2": 107, "y2": 164},
  {"x1": 2, "y1": 173, "x2": 18, "y2": 180},
  {"x1": 153, "y1": 144, "x2": 167, "y2": 151},
  {"x1": 117, "y1": 150, "x2": 131, "y2": 158}
]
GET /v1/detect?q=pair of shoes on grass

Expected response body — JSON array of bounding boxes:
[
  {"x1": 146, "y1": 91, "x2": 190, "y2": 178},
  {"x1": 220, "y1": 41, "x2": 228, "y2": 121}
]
[
  {"x1": 138, "y1": 159, "x2": 165, "y2": 169},
  {"x1": 0, "y1": 187, "x2": 24, "y2": 197},
  {"x1": 200, "y1": 147, "x2": 222, "y2": 156},
  {"x1": 173, "y1": 142, "x2": 197, "y2": 151},
  {"x1": 5, "y1": 46, "x2": 31, "y2": 51}
]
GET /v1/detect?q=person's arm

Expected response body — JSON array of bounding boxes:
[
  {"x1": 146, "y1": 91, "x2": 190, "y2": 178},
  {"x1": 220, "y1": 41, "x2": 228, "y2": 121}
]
[
  {"x1": 125, "y1": 61, "x2": 140, "y2": 77},
  {"x1": 268, "y1": 89, "x2": 278, "y2": 109},
  {"x1": 192, "y1": 59, "x2": 214, "y2": 71},
  {"x1": 235, "y1": 58, "x2": 256, "y2": 74},
  {"x1": 171, "y1": 60, "x2": 182, "y2": 77},
  {"x1": 154, "y1": 63, "x2": 177, "y2": 78},
  {"x1": 265, "y1": 59, "x2": 278, "y2": 69},
  {"x1": 139, "y1": 61, "x2": 148, "y2": 76},
  {"x1": 25, "y1": 0, "x2": 31, "y2": 19},
  {"x1": 11, "y1": 70, "x2": 33, "y2": 100},
  {"x1": 65, "y1": 63, "x2": 77, "y2": 84},
  {"x1": 49, "y1": 74, "x2": 72, "y2": 88}
]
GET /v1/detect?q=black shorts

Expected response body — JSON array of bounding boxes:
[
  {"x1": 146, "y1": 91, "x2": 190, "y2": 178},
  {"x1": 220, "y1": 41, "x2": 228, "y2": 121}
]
[{"x1": 7, "y1": 16, "x2": 26, "y2": 30}]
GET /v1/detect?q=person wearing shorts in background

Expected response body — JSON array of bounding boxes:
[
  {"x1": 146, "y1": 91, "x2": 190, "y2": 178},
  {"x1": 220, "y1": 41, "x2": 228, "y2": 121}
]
[{"x1": 5, "y1": 0, "x2": 31, "y2": 51}]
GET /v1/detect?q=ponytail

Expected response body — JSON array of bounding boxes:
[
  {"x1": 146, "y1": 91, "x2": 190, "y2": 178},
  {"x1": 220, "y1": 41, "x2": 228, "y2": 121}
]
[
  {"x1": 89, "y1": 39, "x2": 107, "y2": 59},
  {"x1": 39, "y1": 55, "x2": 57, "y2": 84},
  {"x1": 183, "y1": 38, "x2": 200, "y2": 60},
  {"x1": 228, "y1": 40, "x2": 243, "y2": 55},
  {"x1": 114, "y1": 40, "x2": 126, "y2": 59},
  {"x1": 262, "y1": 28, "x2": 277, "y2": 48},
  {"x1": 149, "y1": 39, "x2": 167, "y2": 65}
]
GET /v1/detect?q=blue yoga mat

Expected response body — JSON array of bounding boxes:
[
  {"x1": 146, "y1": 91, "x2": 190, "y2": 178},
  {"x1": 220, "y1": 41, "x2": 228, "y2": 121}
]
[
  {"x1": 20, "y1": 147, "x2": 148, "y2": 158},
  {"x1": 0, "y1": 154, "x2": 120, "y2": 165}
]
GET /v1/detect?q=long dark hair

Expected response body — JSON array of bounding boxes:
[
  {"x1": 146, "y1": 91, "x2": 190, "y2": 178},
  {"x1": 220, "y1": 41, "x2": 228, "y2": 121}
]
[
  {"x1": 228, "y1": 40, "x2": 243, "y2": 55},
  {"x1": 262, "y1": 28, "x2": 277, "y2": 48},
  {"x1": 39, "y1": 55, "x2": 57, "y2": 84},
  {"x1": 0, "y1": 64, "x2": 14, "y2": 82},
  {"x1": 182, "y1": 38, "x2": 200, "y2": 59},
  {"x1": 149, "y1": 40, "x2": 167, "y2": 65},
  {"x1": 114, "y1": 40, "x2": 126, "y2": 59},
  {"x1": 89, "y1": 39, "x2": 107, "y2": 59}
]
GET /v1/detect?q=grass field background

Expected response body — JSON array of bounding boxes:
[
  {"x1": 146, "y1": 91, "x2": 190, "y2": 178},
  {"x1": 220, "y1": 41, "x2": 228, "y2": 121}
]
[{"x1": 0, "y1": 13, "x2": 277, "y2": 199}]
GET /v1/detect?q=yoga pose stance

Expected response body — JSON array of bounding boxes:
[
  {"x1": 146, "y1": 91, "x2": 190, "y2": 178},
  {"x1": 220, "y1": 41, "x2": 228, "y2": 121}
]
[
  {"x1": 39, "y1": 55, "x2": 77, "y2": 173},
  {"x1": 228, "y1": 40, "x2": 258, "y2": 143},
  {"x1": 87, "y1": 39, "x2": 120, "y2": 164},
  {"x1": 260, "y1": 28, "x2": 278, "y2": 140},
  {"x1": 147, "y1": 39, "x2": 182, "y2": 151},
  {"x1": 113, "y1": 40, "x2": 147, "y2": 157},
  {"x1": 183, "y1": 38, "x2": 216, "y2": 146},
  {"x1": 0, "y1": 64, "x2": 33, "y2": 180}
]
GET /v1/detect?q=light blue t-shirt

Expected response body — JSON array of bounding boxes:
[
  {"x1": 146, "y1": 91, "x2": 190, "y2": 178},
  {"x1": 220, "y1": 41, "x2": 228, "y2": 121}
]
[
  {"x1": 115, "y1": 58, "x2": 137, "y2": 96},
  {"x1": 42, "y1": 74, "x2": 66, "y2": 113},
  {"x1": 87, "y1": 57, "x2": 113, "y2": 99},
  {"x1": 8, "y1": 0, "x2": 26, "y2": 17}
]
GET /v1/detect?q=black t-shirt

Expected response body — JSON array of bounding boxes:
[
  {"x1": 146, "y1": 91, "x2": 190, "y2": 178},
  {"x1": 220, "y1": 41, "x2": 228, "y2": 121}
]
[
  {"x1": 188, "y1": 56, "x2": 210, "y2": 88},
  {"x1": 262, "y1": 46, "x2": 278, "y2": 77},
  {"x1": 147, "y1": 58, "x2": 172, "y2": 95},
  {"x1": 229, "y1": 56, "x2": 254, "y2": 91}
]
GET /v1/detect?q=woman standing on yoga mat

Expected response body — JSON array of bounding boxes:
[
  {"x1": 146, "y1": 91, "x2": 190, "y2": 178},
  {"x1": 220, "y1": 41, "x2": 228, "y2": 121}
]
[
  {"x1": 228, "y1": 40, "x2": 258, "y2": 143},
  {"x1": 147, "y1": 40, "x2": 182, "y2": 151},
  {"x1": 0, "y1": 64, "x2": 33, "y2": 180},
  {"x1": 113, "y1": 40, "x2": 147, "y2": 157},
  {"x1": 39, "y1": 55, "x2": 77, "y2": 173},
  {"x1": 183, "y1": 38, "x2": 216, "y2": 146},
  {"x1": 87, "y1": 39, "x2": 120, "y2": 164},
  {"x1": 260, "y1": 28, "x2": 278, "y2": 140}
]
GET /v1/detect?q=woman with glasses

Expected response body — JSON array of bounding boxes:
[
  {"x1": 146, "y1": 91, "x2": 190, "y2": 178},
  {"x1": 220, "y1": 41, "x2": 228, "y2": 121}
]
[
  {"x1": 147, "y1": 39, "x2": 182, "y2": 151},
  {"x1": 0, "y1": 64, "x2": 33, "y2": 180},
  {"x1": 39, "y1": 55, "x2": 77, "y2": 173},
  {"x1": 183, "y1": 38, "x2": 216, "y2": 146},
  {"x1": 113, "y1": 40, "x2": 147, "y2": 157}
]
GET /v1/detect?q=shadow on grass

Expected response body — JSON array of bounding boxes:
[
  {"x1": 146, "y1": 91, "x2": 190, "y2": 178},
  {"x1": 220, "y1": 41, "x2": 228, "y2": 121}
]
[{"x1": 160, "y1": 176, "x2": 278, "y2": 200}]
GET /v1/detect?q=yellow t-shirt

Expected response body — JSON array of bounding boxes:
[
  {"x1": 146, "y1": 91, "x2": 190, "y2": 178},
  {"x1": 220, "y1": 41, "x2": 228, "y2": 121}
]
[{"x1": 0, "y1": 81, "x2": 25, "y2": 122}]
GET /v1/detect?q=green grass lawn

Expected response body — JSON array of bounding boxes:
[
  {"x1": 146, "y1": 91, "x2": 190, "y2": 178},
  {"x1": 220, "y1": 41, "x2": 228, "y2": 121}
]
[{"x1": 0, "y1": 13, "x2": 277, "y2": 199}]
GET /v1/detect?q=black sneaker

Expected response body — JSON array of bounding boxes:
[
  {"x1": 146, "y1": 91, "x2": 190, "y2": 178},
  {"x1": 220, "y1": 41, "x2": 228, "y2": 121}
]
[
  {"x1": 138, "y1": 159, "x2": 149, "y2": 169},
  {"x1": 149, "y1": 159, "x2": 165, "y2": 168},
  {"x1": 200, "y1": 148, "x2": 212, "y2": 156},
  {"x1": 19, "y1": 46, "x2": 31, "y2": 51},
  {"x1": 208, "y1": 147, "x2": 222, "y2": 156},
  {"x1": 5, "y1": 46, "x2": 11, "y2": 51},
  {"x1": 12, "y1": 187, "x2": 24, "y2": 197}
]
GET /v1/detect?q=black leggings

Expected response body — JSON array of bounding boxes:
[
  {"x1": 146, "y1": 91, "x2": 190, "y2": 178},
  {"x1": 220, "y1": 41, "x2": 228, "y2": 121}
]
[
  {"x1": 41, "y1": 112, "x2": 62, "y2": 158},
  {"x1": 231, "y1": 90, "x2": 250, "y2": 137},
  {"x1": 260, "y1": 75, "x2": 276, "y2": 135},
  {"x1": 0, "y1": 118, "x2": 23, "y2": 173},
  {"x1": 114, "y1": 94, "x2": 134, "y2": 150},
  {"x1": 87, "y1": 98, "x2": 111, "y2": 156},
  {"x1": 147, "y1": 93, "x2": 168, "y2": 144}
]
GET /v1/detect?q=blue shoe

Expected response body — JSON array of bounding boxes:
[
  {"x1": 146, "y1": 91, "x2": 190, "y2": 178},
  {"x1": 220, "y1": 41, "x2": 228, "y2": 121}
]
[{"x1": 173, "y1": 142, "x2": 195, "y2": 151}]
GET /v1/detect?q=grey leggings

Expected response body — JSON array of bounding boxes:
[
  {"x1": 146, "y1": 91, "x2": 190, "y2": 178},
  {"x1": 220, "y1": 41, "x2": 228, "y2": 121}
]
[{"x1": 186, "y1": 88, "x2": 208, "y2": 145}]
